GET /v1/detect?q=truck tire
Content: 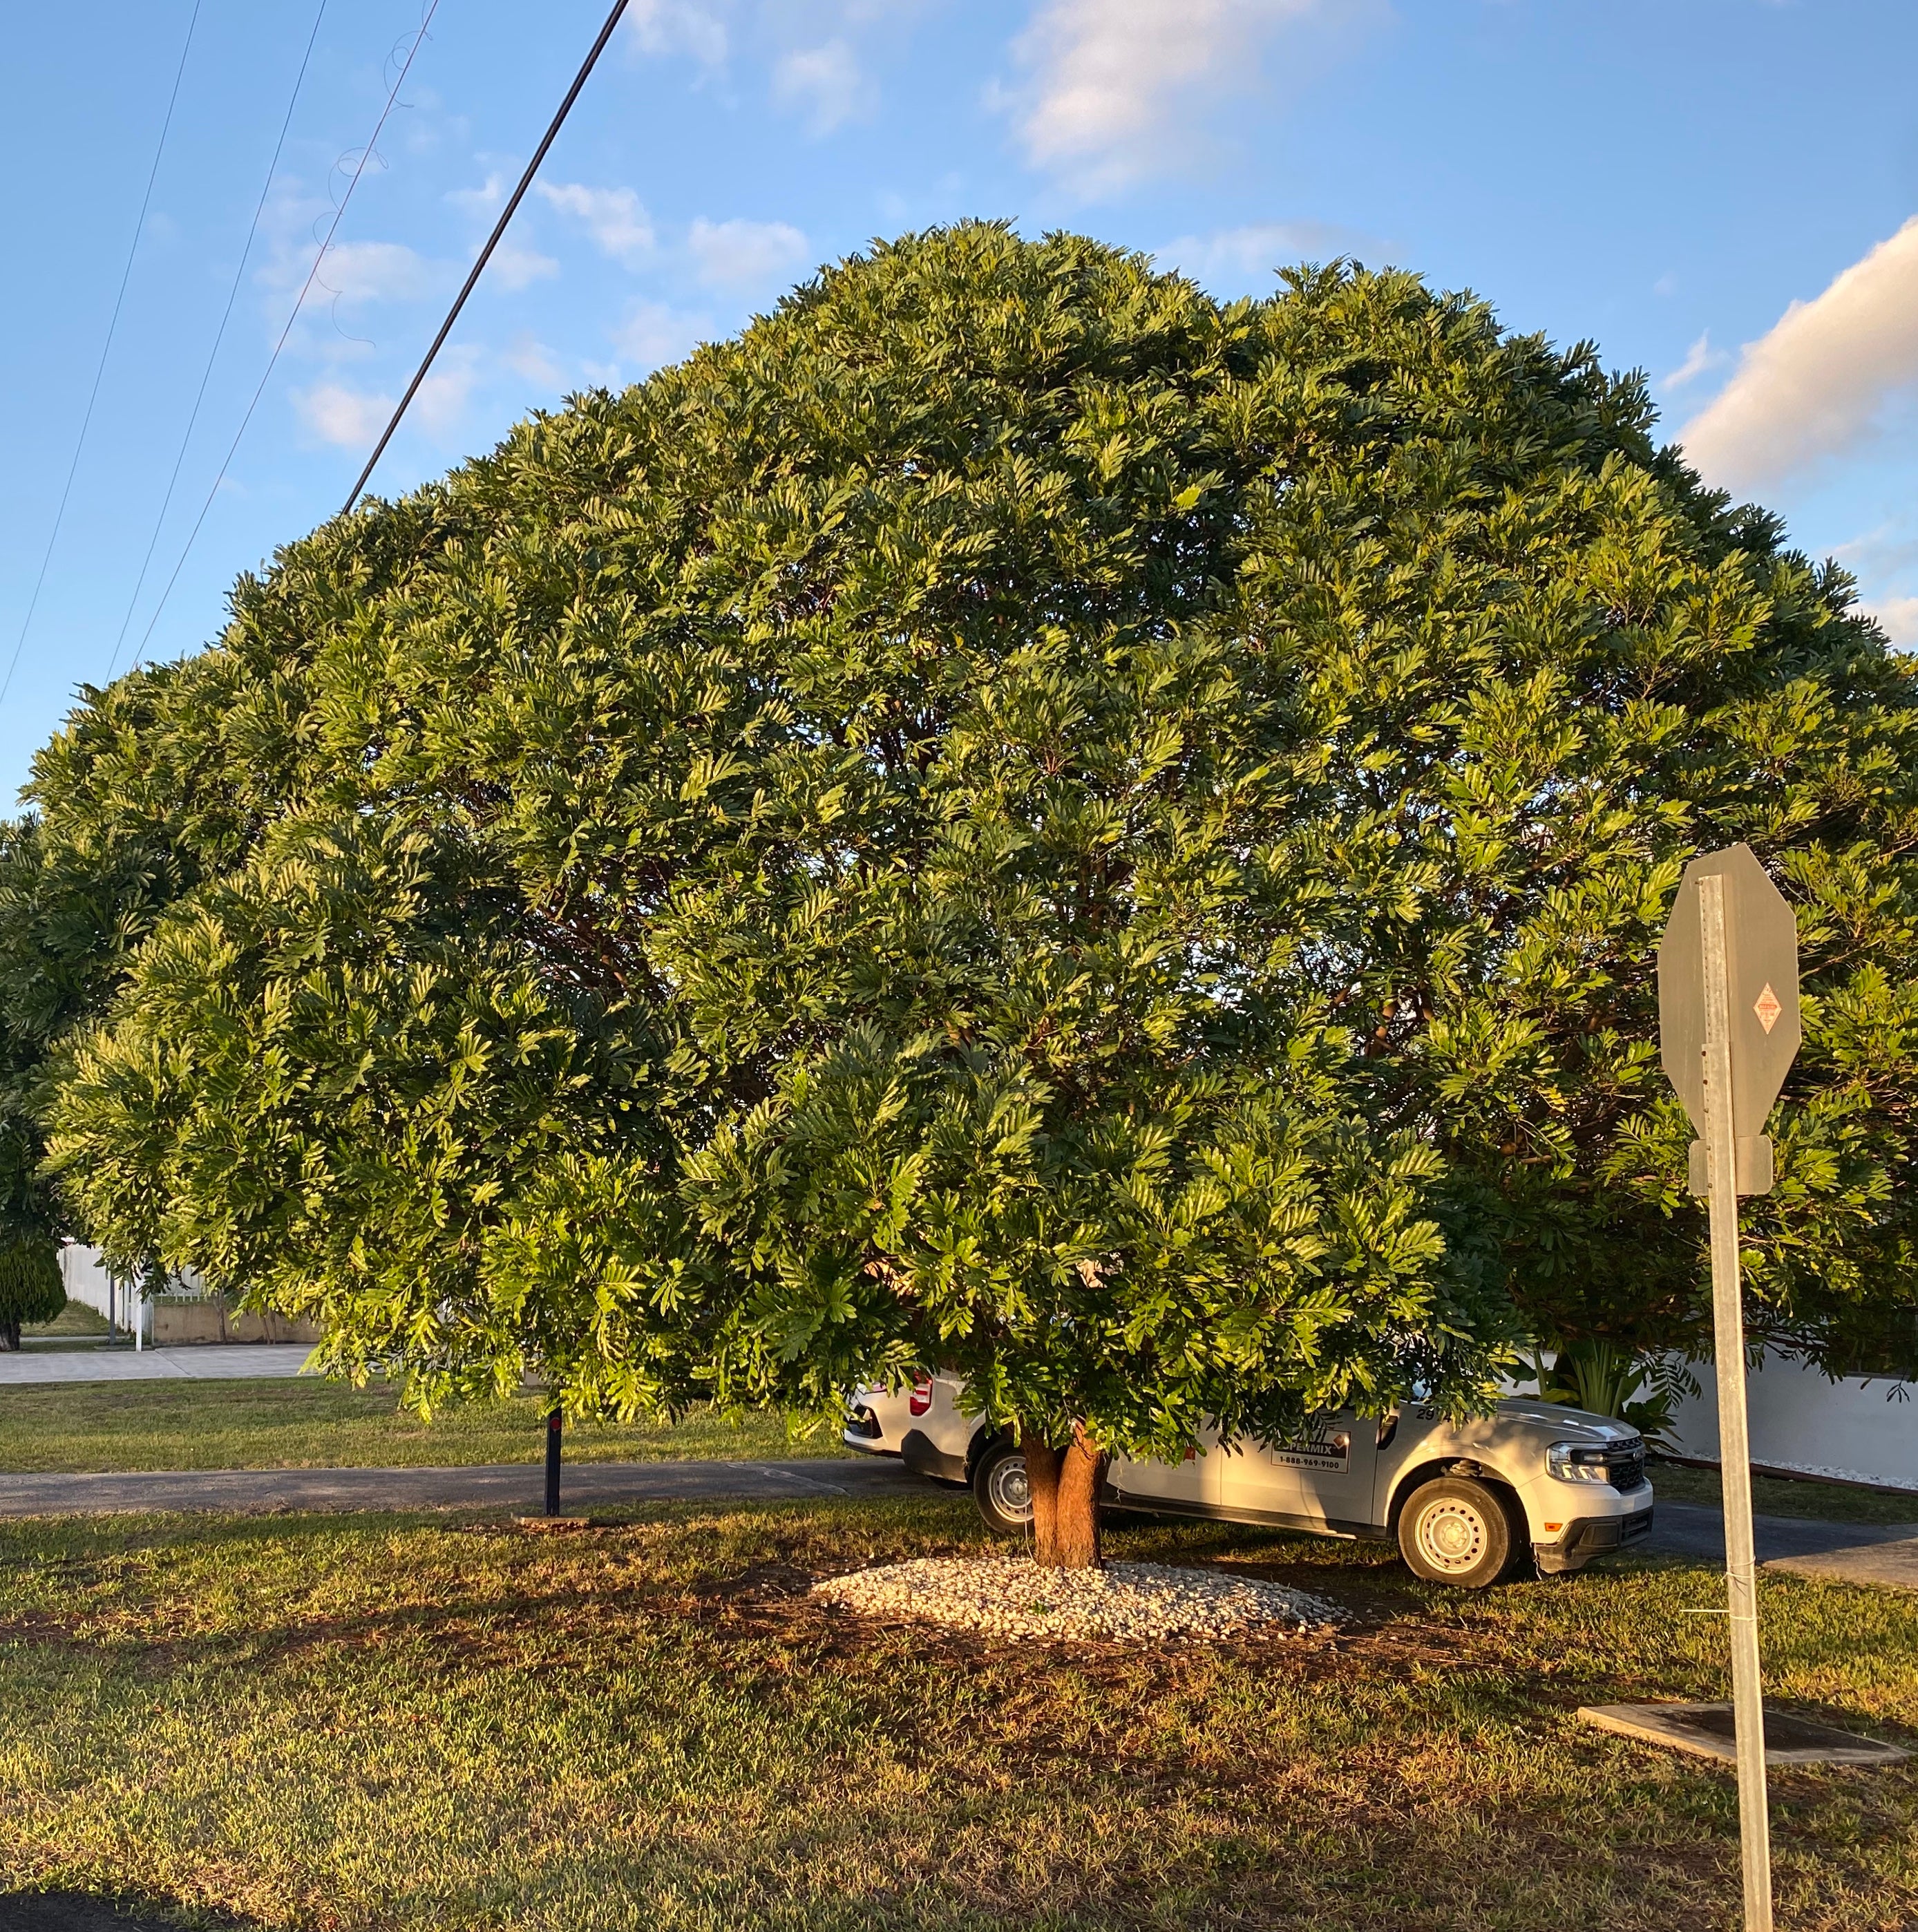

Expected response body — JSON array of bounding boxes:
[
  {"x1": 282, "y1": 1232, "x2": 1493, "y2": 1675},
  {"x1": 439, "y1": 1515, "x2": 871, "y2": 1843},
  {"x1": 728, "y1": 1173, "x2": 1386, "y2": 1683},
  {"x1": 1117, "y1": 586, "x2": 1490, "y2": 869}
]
[
  {"x1": 972, "y1": 1439, "x2": 1034, "y2": 1537},
  {"x1": 1396, "y1": 1476, "x2": 1523, "y2": 1589}
]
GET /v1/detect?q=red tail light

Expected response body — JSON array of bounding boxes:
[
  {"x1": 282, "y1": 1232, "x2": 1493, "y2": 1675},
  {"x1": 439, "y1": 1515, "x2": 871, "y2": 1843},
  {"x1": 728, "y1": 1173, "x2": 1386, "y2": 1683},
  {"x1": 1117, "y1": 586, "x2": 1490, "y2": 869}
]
[{"x1": 908, "y1": 1375, "x2": 933, "y2": 1417}]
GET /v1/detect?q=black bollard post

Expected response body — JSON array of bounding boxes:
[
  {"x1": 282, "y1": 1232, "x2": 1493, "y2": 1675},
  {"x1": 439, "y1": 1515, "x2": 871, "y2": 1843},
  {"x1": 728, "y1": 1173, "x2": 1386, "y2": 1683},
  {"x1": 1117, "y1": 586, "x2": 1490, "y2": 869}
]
[{"x1": 544, "y1": 1406, "x2": 562, "y2": 1517}]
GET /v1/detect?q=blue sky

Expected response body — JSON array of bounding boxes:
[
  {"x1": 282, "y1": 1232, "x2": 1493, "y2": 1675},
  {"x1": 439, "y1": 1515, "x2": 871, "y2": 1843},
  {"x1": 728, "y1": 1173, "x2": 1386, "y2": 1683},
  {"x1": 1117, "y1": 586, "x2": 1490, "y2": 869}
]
[{"x1": 4, "y1": 0, "x2": 1916, "y2": 802}]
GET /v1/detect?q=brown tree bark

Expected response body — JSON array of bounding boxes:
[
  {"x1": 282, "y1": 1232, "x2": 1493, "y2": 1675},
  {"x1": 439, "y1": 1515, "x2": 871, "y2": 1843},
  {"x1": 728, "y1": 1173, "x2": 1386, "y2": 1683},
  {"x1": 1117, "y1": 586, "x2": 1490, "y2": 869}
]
[{"x1": 1019, "y1": 1422, "x2": 1108, "y2": 1568}]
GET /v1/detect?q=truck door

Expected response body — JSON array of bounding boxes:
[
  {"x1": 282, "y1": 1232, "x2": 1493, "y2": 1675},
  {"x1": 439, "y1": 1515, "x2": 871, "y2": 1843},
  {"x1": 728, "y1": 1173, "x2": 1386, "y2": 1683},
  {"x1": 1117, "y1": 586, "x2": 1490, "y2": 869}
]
[
  {"x1": 1215, "y1": 1412, "x2": 1381, "y2": 1531},
  {"x1": 1108, "y1": 1423, "x2": 1218, "y2": 1515}
]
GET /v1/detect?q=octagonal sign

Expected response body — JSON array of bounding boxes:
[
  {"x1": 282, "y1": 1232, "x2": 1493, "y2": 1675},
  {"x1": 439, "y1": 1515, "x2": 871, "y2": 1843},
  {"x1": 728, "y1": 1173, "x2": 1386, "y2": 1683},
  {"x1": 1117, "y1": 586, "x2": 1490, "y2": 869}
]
[{"x1": 1658, "y1": 843, "x2": 1802, "y2": 1139}]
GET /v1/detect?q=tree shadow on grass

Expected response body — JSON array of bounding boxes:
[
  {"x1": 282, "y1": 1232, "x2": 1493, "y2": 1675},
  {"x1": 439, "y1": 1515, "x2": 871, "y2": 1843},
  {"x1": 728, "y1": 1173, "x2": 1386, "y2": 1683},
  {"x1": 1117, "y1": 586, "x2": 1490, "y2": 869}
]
[{"x1": 0, "y1": 1895, "x2": 264, "y2": 1932}]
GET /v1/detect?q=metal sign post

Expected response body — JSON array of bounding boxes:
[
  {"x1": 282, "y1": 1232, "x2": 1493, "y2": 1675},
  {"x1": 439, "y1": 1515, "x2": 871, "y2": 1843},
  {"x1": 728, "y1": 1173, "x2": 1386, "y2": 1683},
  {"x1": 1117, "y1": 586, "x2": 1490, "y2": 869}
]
[
  {"x1": 1658, "y1": 844, "x2": 1801, "y2": 1932},
  {"x1": 545, "y1": 1407, "x2": 563, "y2": 1518},
  {"x1": 1698, "y1": 871, "x2": 1773, "y2": 1932}
]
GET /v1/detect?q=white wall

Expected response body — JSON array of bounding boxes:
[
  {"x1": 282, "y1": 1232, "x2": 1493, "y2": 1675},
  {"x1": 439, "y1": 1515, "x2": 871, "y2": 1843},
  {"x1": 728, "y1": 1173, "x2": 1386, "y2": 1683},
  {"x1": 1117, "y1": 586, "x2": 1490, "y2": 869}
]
[
  {"x1": 59, "y1": 1242, "x2": 117, "y2": 1320},
  {"x1": 1664, "y1": 1349, "x2": 1918, "y2": 1493},
  {"x1": 58, "y1": 1241, "x2": 158, "y2": 1341}
]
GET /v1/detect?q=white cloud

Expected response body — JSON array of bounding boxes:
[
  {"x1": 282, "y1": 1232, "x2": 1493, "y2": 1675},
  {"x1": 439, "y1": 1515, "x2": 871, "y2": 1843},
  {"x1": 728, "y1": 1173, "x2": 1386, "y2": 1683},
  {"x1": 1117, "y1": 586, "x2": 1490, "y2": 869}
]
[
  {"x1": 294, "y1": 345, "x2": 480, "y2": 448},
  {"x1": 1658, "y1": 330, "x2": 1727, "y2": 392},
  {"x1": 614, "y1": 300, "x2": 709, "y2": 372},
  {"x1": 414, "y1": 352, "x2": 481, "y2": 436},
  {"x1": 774, "y1": 39, "x2": 867, "y2": 134},
  {"x1": 1680, "y1": 217, "x2": 1918, "y2": 491},
  {"x1": 1833, "y1": 524, "x2": 1918, "y2": 649},
  {"x1": 446, "y1": 169, "x2": 556, "y2": 287},
  {"x1": 1832, "y1": 523, "x2": 1918, "y2": 578},
  {"x1": 491, "y1": 242, "x2": 560, "y2": 292},
  {"x1": 537, "y1": 182, "x2": 657, "y2": 268},
  {"x1": 1155, "y1": 220, "x2": 1360, "y2": 289},
  {"x1": 1868, "y1": 594, "x2": 1918, "y2": 645},
  {"x1": 1009, "y1": 0, "x2": 1328, "y2": 196},
  {"x1": 307, "y1": 240, "x2": 444, "y2": 307},
  {"x1": 294, "y1": 381, "x2": 394, "y2": 447},
  {"x1": 446, "y1": 169, "x2": 509, "y2": 218},
  {"x1": 506, "y1": 332, "x2": 564, "y2": 389},
  {"x1": 687, "y1": 216, "x2": 810, "y2": 291},
  {"x1": 625, "y1": 0, "x2": 729, "y2": 66}
]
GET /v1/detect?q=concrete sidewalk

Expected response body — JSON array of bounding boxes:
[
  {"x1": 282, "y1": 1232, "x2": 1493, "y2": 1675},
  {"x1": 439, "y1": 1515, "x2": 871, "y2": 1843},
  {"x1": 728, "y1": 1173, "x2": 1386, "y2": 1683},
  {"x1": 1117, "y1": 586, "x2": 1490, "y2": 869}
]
[
  {"x1": 0, "y1": 1455, "x2": 920, "y2": 1519},
  {"x1": 0, "y1": 1345, "x2": 312, "y2": 1386}
]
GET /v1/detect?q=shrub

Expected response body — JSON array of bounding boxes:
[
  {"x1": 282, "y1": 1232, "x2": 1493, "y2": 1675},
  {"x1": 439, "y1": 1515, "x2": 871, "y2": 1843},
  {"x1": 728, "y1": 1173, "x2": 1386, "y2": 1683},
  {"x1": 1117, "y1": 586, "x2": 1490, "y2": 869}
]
[{"x1": 0, "y1": 1238, "x2": 64, "y2": 1349}]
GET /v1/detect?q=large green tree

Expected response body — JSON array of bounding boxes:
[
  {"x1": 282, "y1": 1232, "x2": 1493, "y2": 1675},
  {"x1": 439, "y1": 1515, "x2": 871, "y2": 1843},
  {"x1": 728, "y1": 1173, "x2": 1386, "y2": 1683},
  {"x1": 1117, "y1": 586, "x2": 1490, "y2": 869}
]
[
  {"x1": 1214, "y1": 284, "x2": 1918, "y2": 1379},
  {"x1": 26, "y1": 225, "x2": 1918, "y2": 1564}
]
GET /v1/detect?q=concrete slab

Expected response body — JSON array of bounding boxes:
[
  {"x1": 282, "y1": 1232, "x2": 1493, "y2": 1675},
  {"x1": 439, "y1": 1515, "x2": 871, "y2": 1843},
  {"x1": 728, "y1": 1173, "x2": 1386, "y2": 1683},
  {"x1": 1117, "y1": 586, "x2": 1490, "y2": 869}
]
[
  {"x1": 1579, "y1": 1701, "x2": 1909, "y2": 1768},
  {"x1": 0, "y1": 1455, "x2": 920, "y2": 1519},
  {"x1": 0, "y1": 1345, "x2": 312, "y2": 1387},
  {"x1": 1767, "y1": 1537, "x2": 1918, "y2": 1591}
]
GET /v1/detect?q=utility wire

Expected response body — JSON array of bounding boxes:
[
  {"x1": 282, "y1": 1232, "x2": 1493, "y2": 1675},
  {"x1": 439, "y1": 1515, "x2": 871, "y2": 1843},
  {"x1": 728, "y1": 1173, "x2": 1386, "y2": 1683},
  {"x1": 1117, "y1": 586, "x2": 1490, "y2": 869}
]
[
  {"x1": 132, "y1": 0, "x2": 443, "y2": 669},
  {"x1": 104, "y1": 0, "x2": 332, "y2": 688},
  {"x1": 340, "y1": 0, "x2": 632, "y2": 516},
  {"x1": 0, "y1": 0, "x2": 203, "y2": 709}
]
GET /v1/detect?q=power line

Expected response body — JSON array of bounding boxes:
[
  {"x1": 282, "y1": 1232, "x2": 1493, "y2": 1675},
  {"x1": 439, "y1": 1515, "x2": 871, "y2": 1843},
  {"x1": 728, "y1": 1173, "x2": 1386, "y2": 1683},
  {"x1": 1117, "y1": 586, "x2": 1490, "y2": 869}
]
[
  {"x1": 0, "y1": 0, "x2": 203, "y2": 710},
  {"x1": 104, "y1": 0, "x2": 332, "y2": 688},
  {"x1": 131, "y1": 0, "x2": 444, "y2": 670},
  {"x1": 340, "y1": 0, "x2": 633, "y2": 516}
]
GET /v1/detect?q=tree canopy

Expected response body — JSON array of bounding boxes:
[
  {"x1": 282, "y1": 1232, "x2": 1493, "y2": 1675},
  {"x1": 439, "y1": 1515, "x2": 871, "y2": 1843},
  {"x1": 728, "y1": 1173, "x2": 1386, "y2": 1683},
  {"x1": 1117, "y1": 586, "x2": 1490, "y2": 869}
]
[{"x1": 12, "y1": 225, "x2": 1917, "y2": 1544}]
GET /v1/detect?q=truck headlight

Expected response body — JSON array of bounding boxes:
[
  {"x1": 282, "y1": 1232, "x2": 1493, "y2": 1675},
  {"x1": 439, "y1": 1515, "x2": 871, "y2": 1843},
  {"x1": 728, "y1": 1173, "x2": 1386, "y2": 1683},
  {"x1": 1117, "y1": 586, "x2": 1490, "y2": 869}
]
[{"x1": 1548, "y1": 1442, "x2": 1614, "y2": 1484}]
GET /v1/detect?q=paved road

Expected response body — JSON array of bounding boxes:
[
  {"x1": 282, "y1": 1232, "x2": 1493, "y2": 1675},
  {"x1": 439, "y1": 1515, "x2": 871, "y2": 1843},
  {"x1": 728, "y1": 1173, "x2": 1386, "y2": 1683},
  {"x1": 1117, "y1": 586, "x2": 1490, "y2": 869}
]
[
  {"x1": 0, "y1": 1455, "x2": 920, "y2": 1519},
  {"x1": 1, "y1": 1457, "x2": 1912, "y2": 1590},
  {"x1": 0, "y1": 1345, "x2": 311, "y2": 1386},
  {"x1": 1645, "y1": 1497, "x2": 1918, "y2": 1589}
]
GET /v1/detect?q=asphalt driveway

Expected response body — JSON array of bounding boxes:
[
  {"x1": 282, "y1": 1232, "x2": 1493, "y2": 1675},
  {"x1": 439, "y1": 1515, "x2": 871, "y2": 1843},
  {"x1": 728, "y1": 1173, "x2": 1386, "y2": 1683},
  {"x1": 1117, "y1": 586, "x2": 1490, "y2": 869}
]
[{"x1": 1644, "y1": 1496, "x2": 1918, "y2": 1589}]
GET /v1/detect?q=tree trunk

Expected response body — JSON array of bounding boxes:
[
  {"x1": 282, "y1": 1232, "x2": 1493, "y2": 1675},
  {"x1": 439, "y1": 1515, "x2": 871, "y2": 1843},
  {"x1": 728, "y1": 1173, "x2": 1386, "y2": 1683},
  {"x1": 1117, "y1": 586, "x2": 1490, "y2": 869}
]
[
  {"x1": 1020, "y1": 1423, "x2": 1108, "y2": 1569},
  {"x1": 0, "y1": 1318, "x2": 18, "y2": 1352}
]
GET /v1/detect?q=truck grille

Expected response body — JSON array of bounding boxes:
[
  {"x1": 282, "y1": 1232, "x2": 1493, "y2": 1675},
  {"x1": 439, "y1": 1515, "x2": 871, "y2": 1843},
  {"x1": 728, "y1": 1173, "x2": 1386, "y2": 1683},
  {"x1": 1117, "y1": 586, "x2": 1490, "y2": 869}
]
[{"x1": 1606, "y1": 1441, "x2": 1647, "y2": 1492}]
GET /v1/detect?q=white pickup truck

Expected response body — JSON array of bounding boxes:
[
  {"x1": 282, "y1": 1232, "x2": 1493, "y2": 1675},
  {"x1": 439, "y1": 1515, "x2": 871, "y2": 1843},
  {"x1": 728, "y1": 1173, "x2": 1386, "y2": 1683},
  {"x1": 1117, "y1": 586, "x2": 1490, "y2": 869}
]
[{"x1": 844, "y1": 1373, "x2": 1655, "y2": 1589}]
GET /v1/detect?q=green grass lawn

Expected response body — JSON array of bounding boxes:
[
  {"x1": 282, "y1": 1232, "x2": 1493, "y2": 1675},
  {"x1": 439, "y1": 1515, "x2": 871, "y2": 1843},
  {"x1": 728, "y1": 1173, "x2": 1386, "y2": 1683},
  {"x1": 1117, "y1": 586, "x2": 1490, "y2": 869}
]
[
  {"x1": 17, "y1": 1300, "x2": 115, "y2": 1349},
  {"x1": 0, "y1": 1496, "x2": 1912, "y2": 1931},
  {"x1": 1649, "y1": 1457, "x2": 1918, "y2": 1527},
  {"x1": 0, "y1": 1381, "x2": 840, "y2": 1474}
]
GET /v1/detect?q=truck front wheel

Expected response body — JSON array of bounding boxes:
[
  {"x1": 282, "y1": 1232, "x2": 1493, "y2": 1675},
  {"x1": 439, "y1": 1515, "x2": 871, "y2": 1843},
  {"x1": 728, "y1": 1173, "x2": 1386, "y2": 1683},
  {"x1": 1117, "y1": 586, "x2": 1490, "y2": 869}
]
[
  {"x1": 971, "y1": 1439, "x2": 1034, "y2": 1537},
  {"x1": 1396, "y1": 1476, "x2": 1523, "y2": 1589}
]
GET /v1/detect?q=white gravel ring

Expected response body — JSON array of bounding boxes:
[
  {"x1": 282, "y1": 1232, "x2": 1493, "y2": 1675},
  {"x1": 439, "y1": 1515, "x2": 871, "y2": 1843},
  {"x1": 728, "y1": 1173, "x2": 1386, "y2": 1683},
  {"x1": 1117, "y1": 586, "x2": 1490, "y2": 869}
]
[{"x1": 813, "y1": 1555, "x2": 1344, "y2": 1642}]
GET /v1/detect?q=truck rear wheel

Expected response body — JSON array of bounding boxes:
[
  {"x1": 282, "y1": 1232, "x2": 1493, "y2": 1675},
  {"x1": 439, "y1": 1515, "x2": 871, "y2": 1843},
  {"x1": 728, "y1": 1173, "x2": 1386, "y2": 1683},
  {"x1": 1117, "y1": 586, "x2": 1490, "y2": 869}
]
[
  {"x1": 972, "y1": 1439, "x2": 1034, "y2": 1537},
  {"x1": 1397, "y1": 1476, "x2": 1522, "y2": 1589}
]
